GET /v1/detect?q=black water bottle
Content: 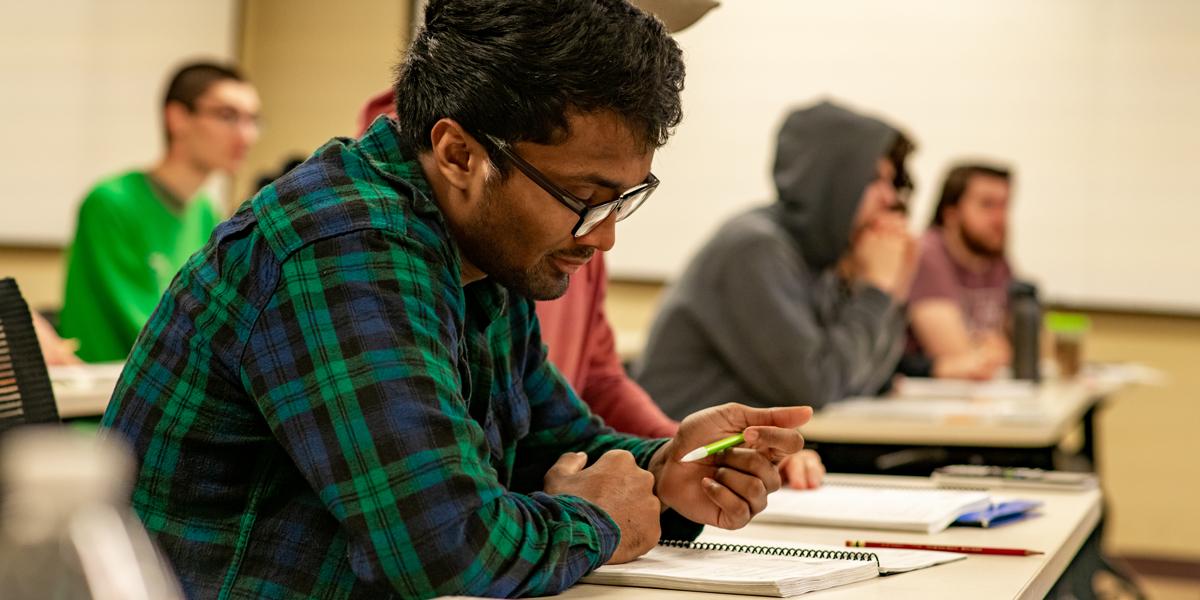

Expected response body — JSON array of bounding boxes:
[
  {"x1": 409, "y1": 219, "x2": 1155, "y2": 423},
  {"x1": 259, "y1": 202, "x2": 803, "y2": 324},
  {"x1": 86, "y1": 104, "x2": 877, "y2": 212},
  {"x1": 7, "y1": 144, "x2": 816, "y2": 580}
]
[{"x1": 1009, "y1": 280, "x2": 1041, "y2": 382}]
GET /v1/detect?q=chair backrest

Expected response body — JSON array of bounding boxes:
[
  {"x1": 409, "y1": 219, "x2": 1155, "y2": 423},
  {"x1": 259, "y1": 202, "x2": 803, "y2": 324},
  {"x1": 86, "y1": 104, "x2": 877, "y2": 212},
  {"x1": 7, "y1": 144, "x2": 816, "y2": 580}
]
[{"x1": 0, "y1": 278, "x2": 60, "y2": 432}]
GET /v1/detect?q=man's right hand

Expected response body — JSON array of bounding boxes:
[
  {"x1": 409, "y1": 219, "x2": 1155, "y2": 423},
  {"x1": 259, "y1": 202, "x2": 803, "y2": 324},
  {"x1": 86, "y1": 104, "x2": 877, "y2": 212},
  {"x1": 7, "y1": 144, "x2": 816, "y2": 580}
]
[
  {"x1": 933, "y1": 348, "x2": 1005, "y2": 380},
  {"x1": 853, "y1": 214, "x2": 916, "y2": 298},
  {"x1": 32, "y1": 311, "x2": 82, "y2": 366},
  {"x1": 544, "y1": 450, "x2": 661, "y2": 564},
  {"x1": 978, "y1": 331, "x2": 1013, "y2": 366}
]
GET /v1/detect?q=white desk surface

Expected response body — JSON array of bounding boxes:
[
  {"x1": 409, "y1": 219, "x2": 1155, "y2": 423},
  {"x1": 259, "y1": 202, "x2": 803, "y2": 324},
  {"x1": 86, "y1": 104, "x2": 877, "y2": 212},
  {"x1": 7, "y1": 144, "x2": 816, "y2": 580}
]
[
  {"x1": 48, "y1": 362, "x2": 123, "y2": 419},
  {"x1": 549, "y1": 473, "x2": 1101, "y2": 600},
  {"x1": 800, "y1": 379, "x2": 1114, "y2": 448}
]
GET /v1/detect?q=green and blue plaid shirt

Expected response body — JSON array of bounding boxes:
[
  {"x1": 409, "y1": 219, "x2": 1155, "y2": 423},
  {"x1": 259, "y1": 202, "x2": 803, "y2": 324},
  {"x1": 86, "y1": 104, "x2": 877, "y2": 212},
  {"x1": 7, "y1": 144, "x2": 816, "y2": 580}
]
[{"x1": 102, "y1": 117, "x2": 700, "y2": 599}]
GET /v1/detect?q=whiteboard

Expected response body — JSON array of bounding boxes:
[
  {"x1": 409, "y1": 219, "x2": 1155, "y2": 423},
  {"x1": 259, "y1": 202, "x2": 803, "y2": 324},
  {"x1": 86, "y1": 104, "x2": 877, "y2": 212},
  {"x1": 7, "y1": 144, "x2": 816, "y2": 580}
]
[
  {"x1": 0, "y1": 0, "x2": 238, "y2": 247},
  {"x1": 606, "y1": 0, "x2": 1200, "y2": 313}
]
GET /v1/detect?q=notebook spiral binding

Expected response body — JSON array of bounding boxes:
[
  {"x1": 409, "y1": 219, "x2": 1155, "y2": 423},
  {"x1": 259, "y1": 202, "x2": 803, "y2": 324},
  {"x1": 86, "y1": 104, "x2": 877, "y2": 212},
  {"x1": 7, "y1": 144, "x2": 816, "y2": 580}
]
[{"x1": 659, "y1": 539, "x2": 880, "y2": 567}]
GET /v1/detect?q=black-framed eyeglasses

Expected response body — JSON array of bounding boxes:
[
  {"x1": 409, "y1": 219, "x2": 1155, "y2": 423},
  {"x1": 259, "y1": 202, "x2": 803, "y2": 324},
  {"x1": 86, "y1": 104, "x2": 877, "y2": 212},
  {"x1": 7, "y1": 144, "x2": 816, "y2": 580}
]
[
  {"x1": 483, "y1": 134, "x2": 660, "y2": 237},
  {"x1": 191, "y1": 103, "x2": 263, "y2": 131}
]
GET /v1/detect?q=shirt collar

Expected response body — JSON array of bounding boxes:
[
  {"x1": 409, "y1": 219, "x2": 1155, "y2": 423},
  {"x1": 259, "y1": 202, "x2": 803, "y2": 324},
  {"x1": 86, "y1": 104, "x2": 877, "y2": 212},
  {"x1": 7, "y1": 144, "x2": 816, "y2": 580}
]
[
  {"x1": 359, "y1": 116, "x2": 509, "y2": 324},
  {"x1": 357, "y1": 116, "x2": 437, "y2": 210},
  {"x1": 465, "y1": 280, "x2": 510, "y2": 324}
]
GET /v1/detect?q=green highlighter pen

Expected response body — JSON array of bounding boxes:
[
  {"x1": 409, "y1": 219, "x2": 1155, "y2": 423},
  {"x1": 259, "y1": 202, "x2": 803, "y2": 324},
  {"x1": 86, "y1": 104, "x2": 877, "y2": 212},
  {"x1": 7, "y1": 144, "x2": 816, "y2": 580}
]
[{"x1": 679, "y1": 432, "x2": 745, "y2": 463}]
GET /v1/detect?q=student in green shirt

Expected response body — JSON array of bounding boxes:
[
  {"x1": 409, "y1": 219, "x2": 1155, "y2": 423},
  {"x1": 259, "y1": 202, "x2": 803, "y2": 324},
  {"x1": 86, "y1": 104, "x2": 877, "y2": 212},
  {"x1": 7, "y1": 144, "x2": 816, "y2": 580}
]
[{"x1": 60, "y1": 62, "x2": 261, "y2": 362}]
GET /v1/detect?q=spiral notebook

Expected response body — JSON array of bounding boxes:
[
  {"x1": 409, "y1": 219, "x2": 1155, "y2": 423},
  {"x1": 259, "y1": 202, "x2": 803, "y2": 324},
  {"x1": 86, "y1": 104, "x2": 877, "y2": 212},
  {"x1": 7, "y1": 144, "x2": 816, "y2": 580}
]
[{"x1": 581, "y1": 537, "x2": 966, "y2": 597}]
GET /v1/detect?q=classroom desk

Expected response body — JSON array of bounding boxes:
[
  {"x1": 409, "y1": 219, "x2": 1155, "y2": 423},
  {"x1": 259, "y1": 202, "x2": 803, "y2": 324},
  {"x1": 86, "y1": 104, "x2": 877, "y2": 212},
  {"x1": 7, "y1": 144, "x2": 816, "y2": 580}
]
[
  {"x1": 48, "y1": 362, "x2": 123, "y2": 418},
  {"x1": 549, "y1": 473, "x2": 1102, "y2": 600},
  {"x1": 799, "y1": 377, "x2": 1124, "y2": 472},
  {"x1": 804, "y1": 380, "x2": 1101, "y2": 448}
]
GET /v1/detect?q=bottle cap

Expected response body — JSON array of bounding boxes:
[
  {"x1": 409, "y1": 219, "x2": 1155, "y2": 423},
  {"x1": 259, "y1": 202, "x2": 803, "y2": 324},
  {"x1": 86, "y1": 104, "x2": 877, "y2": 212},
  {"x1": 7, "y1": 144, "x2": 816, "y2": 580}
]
[
  {"x1": 1008, "y1": 280, "x2": 1039, "y2": 299},
  {"x1": 1046, "y1": 311, "x2": 1091, "y2": 334}
]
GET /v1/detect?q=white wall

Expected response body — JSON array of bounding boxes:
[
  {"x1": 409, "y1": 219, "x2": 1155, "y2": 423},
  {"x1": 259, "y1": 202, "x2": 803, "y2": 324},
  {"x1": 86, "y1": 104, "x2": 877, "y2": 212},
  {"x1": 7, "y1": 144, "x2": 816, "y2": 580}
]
[
  {"x1": 606, "y1": 0, "x2": 1200, "y2": 313},
  {"x1": 0, "y1": 0, "x2": 238, "y2": 246}
]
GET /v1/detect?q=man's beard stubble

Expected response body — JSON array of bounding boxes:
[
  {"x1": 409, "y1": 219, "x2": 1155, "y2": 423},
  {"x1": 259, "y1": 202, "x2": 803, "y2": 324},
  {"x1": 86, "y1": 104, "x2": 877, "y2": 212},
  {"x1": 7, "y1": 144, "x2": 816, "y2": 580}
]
[
  {"x1": 453, "y1": 182, "x2": 592, "y2": 301},
  {"x1": 958, "y1": 223, "x2": 1005, "y2": 259}
]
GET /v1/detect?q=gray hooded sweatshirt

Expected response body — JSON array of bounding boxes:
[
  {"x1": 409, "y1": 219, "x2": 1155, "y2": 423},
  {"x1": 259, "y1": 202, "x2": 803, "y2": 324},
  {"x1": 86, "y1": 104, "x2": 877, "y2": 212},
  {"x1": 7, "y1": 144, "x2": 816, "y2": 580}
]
[{"x1": 636, "y1": 101, "x2": 907, "y2": 418}]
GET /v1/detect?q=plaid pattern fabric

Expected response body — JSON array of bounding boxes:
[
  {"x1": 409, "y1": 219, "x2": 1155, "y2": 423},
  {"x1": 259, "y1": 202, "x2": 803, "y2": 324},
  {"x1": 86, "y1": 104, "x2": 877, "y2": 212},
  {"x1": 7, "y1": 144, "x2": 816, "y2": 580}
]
[{"x1": 102, "y1": 117, "x2": 697, "y2": 599}]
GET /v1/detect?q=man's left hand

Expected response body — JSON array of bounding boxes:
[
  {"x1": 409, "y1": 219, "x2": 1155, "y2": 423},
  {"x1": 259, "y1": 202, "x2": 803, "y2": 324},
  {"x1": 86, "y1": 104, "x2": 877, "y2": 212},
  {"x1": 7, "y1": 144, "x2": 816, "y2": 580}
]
[
  {"x1": 648, "y1": 403, "x2": 812, "y2": 529},
  {"x1": 780, "y1": 449, "x2": 825, "y2": 490}
]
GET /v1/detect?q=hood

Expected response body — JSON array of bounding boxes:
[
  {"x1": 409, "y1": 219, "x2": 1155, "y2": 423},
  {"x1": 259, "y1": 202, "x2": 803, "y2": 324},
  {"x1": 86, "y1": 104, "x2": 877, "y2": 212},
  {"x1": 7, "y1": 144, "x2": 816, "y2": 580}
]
[{"x1": 765, "y1": 100, "x2": 902, "y2": 270}]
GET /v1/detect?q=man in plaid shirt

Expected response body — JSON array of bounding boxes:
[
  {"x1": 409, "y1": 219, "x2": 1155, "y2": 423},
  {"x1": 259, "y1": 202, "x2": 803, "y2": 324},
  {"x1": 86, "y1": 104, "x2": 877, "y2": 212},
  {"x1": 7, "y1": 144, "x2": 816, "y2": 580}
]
[{"x1": 102, "y1": 0, "x2": 811, "y2": 598}]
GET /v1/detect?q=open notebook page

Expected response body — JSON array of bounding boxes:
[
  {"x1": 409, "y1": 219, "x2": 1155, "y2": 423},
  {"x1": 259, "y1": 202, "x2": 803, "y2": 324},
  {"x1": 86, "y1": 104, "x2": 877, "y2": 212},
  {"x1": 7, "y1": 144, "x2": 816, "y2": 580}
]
[{"x1": 582, "y1": 543, "x2": 879, "y2": 597}]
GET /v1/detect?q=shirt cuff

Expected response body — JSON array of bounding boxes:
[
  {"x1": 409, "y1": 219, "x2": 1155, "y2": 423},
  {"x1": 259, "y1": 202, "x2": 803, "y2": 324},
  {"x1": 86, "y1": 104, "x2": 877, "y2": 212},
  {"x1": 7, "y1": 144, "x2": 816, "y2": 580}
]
[
  {"x1": 857, "y1": 283, "x2": 898, "y2": 313},
  {"x1": 660, "y1": 508, "x2": 705, "y2": 542},
  {"x1": 846, "y1": 283, "x2": 899, "y2": 327},
  {"x1": 551, "y1": 493, "x2": 623, "y2": 567}
]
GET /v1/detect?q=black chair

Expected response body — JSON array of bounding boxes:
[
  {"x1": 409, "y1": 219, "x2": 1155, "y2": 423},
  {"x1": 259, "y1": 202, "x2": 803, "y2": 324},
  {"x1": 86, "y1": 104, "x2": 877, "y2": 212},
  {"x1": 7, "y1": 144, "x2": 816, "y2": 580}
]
[{"x1": 0, "y1": 278, "x2": 60, "y2": 433}]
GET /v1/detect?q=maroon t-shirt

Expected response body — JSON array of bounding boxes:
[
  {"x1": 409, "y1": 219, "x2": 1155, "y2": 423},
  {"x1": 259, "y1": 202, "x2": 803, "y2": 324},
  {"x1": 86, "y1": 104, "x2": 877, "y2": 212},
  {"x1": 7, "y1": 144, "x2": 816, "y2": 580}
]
[{"x1": 907, "y1": 228, "x2": 1013, "y2": 353}]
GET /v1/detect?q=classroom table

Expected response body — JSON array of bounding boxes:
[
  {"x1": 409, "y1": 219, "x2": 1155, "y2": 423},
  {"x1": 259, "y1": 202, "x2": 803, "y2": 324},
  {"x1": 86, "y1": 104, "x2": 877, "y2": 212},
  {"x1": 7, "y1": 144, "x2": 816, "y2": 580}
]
[
  {"x1": 799, "y1": 376, "x2": 1129, "y2": 472},
  {"x1": 48, "y1": 362, "x2": 123, "y2": 418},
  {"x1": 546, "y1": 473, "x2": 1102, "y2": 600}
]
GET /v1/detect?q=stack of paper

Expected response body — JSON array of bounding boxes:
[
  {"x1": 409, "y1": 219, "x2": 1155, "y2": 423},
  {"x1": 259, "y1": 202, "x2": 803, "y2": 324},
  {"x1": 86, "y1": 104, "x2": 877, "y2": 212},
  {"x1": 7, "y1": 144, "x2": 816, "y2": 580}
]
[{"x1": 756, "y1": 485, "x2": 993, "y2": 534}]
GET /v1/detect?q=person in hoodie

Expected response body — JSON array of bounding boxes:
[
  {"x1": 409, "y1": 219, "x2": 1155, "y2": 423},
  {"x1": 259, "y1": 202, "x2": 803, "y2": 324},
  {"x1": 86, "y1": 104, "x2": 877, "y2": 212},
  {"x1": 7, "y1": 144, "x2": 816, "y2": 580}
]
[{"x1": 637, "y1": 100, "x2": 917, "y2": 416}]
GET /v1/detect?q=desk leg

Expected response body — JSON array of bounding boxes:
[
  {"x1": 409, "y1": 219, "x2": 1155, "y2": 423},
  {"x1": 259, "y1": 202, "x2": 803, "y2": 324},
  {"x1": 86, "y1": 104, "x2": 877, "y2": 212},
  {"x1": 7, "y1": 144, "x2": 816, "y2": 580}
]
[{"x1": 1080, "y1": 400, "x2": 1101, "y2": 465}]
